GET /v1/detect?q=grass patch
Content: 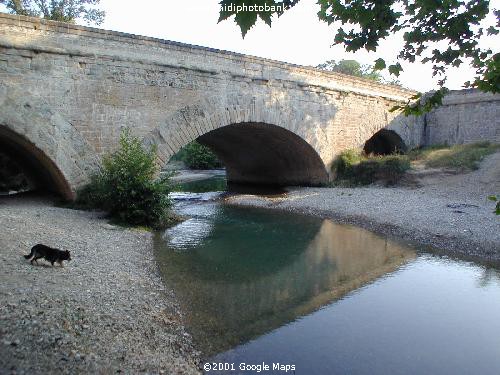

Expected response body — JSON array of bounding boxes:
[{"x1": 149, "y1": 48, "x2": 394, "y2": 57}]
[
  {"x1": 332, "y1": 149, "x2": 410, "y2": 186},
  {"x1": 331, "y1": 142, "x2": 499, "y2": 187},
  {"x1": 408, "y1": 142, "x2": 499, "y2": 171}
]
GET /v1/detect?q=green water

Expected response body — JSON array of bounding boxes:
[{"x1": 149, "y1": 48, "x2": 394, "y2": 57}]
[
  {"x1": 172, "y1": 175, "x2": 226, "y2": 193},
  {"x1": 155, "y1": 177, "x2": 500, "y2": 375}
]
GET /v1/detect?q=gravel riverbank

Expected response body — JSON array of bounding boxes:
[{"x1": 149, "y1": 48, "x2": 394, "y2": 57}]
[
  {"x1": 0, "y1": 195, "x2": 201, "y2": 374},
  {"x1": 227, "y1": 154, "x2": 500, "y2": 263}
]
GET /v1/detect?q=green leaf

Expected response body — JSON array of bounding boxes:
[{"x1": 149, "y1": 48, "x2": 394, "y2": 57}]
[
  {"x1": 487, "y1": 26, "x2": 499, "y2": 36},
  {"x1": 218, "y1": 0, "x2": 288, "y2": 37},
  {"x1": 388, "y1": 63, "x2": 403, "y2": 77},
  {"x1": 374, "y1": 58, "x2": 386, "y2": 70},
  {"x1": 234, "y1": 11, "x2": 258, "y2": 37}
]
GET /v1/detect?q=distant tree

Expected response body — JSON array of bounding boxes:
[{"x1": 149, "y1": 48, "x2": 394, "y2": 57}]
[
  {"x1": 0, "y1": 0, "x2": 105, "y2": 25},
  {"x1": 316, "y1": 59, "x2": 382, "y2": 81},
  {"x1": 182, "y1": 141, "x2": 222, "y2": 170},
  {"x1": 218, "y1": 0, "x2": 499, "y2": 115}
]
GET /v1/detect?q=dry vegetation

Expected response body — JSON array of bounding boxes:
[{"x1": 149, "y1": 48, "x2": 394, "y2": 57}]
[
  {"x1": 408, "y1": 142, "x2": 500, "y2": 171},
  {"x1": 331, "y1": 142, "x2": 499, "y2": 187}
]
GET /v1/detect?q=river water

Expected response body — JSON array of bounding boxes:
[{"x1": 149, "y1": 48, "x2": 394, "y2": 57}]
[{"x1": 155, "y1": 176, "x2": 500, "y2": 375}]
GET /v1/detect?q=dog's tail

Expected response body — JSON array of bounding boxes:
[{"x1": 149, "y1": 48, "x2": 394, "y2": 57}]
[{"x1": 24, "y1": 246, "x2": 35, "y2": 259}]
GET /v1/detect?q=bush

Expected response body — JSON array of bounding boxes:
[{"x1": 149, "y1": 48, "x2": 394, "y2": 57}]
[
  {"x1": 172, "y1": 141, "x2": 222, "y2": 169},
  {"x1": 77, "y1": 129, "x2": 172, "y2": 228},
  {"x1": 333, "y1": 149, "x2": 410, "y2": 186},
  {"x1": 332, "y1": 149, "x2": 363, "y2": 178}
]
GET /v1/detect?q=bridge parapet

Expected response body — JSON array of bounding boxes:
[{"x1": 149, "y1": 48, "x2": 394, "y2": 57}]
[{"x1": 0, "y1": 13, "x2": 414, "y2": 102}]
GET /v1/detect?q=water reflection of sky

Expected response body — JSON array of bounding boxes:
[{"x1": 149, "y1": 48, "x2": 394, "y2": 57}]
[
  {"x1": 164, "y1": 195, "x2": 223, "y2": 251},
  {"x1": 164, "y1": 217, "x2": 214, "y2": 251},
  {"x1": 212, "y1": 256, "x2": 500, "y2": 375}
]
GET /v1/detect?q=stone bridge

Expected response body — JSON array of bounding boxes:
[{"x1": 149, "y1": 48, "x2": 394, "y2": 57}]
[{"x1": 0, "y1": 13, "x2": 420, "y2": 199}]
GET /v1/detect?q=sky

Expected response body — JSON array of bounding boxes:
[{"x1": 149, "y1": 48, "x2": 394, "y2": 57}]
[{"x1": 2, "y1": 0, "x2": 499, "y2": 92}]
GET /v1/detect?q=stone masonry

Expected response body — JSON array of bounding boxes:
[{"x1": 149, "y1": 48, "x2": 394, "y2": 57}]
[{"x1": 0, "y1": 13, "x2": 498, "y2": 198}]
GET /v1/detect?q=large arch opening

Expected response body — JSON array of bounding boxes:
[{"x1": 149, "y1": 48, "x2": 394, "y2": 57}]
[
  {"x1": 0, "y1": 126, "x2": 72, "y2": 199},
  {"x1": 364, "y1": 129, "x2": 407, "y2": 155},
  {"x1": 190, "y1": 122, "x2": 329, "y2": 186}
]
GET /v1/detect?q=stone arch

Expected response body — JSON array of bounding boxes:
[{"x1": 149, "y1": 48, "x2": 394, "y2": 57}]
[
  {"x1": 0, "y1": 83, "x2": 99, "y2": 200},
  {"x1": 363, "y1": 129, "x2": 407, "y2": 155},
  {"x1": 0, "y1": 126, "x2": 72, "y2": 197},
  {"x1": 144, "y1": 99, "x2": 329, "y2": 186},
  {"x1": 198, "y1": 122, "x2": 328, "y2": 186}
]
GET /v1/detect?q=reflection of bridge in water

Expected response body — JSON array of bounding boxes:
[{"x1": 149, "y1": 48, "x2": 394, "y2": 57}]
[{"x1": 155, "y1": 206, "x2": 416, "y2": 355}]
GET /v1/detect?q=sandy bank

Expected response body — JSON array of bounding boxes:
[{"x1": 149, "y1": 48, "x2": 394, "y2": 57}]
[{"x1": 0, "y1": 196, "x2": 201, "y2": 374}]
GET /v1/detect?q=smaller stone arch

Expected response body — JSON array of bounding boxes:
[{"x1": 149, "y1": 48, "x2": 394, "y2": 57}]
[
  {"x1": 364, "y1": 129, "x2": 407, "y2": 155},
  {"x1": 0, "y1": 83, "x2": 99, "y2": 200},
  {"x1": 0, "y1": 126, "x2": 72, "y2": 197}
]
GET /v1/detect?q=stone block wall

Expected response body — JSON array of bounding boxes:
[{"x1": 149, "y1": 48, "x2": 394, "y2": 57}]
[
  {"x1": 424, "y1": 90, "x2": 500, "y2": 146},
  {"x1": 0, "y1": 12, "x2": 414, "y2": 191},
  {"x1": 0, "y1": 13, "x2": 498, "y2": 196}
]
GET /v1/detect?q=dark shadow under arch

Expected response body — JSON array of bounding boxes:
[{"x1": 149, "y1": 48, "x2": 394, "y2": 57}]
[
  {"x1": 364, "y1": 129, "x2": 407, "y2": 155},
  {"x1": 196, "y1": 122, "x2": 329, "y2": 186},
  {"x1": 0, "y1": 126, "x2": 73, "y2": 199}
]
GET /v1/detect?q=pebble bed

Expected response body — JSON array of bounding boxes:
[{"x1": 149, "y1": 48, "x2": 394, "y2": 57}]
[{"x1": 0, "y1": 196, "x2": 201, "y2": 375}]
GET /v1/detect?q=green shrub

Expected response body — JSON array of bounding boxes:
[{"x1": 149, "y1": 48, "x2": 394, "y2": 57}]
[
  {"x1": 333, "y1": 149, "x2": 410, "y2": 186},
  {"x1": 332, "y1": 149, "x2": 364, "y2": 178},
  {"x1": 77, "y1": 129, "x2": 172, "y2": 228},
  {"x1": 172, "y1": 141, "x2": 222, "y2": 169}
]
